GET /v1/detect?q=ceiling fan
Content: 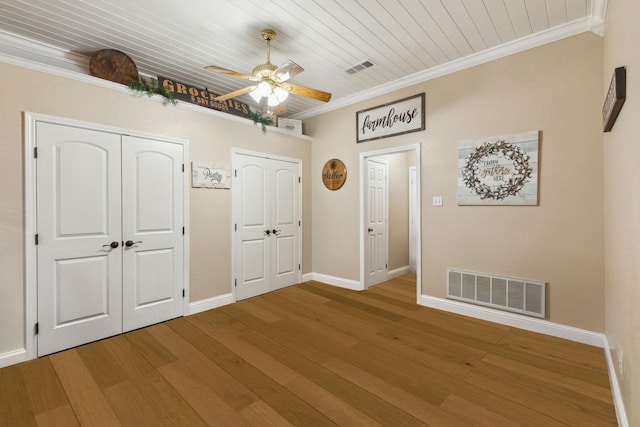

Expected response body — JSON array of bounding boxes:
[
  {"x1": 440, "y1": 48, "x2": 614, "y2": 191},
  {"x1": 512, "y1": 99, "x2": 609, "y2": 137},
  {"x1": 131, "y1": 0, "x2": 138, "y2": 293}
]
[{"x1": 205, "y1": 29, "x2": 332, "y2": 115}]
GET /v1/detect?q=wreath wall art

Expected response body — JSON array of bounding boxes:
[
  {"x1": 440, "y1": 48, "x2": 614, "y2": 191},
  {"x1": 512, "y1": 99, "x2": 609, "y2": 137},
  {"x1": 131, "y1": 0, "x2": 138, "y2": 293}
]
[{"x1": 457, "y1": 130, "x2": 539, "y2": 205}]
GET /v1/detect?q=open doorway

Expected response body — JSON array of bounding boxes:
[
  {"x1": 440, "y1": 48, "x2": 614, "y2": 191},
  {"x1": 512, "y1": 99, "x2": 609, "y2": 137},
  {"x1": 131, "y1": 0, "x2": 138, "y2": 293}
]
[{"x1": 359, "y1": 143, "x2": 421, "y2": 302}]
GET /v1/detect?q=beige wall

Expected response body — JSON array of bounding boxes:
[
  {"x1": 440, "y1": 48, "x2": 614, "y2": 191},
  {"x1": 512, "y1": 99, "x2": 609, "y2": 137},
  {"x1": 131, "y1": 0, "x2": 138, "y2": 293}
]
[
  {"x1": 307, "y1": 33, "x2": 605, "y2": 331},
  {"x1": 0, "y1": 62, "x2": 312, "y2": 355},
  {"x1": 382, "y1": 152, "x2": 411, "y2": 271},
  {"x1": 603, "y1": 0, "x2": 640, "y2": 423}
]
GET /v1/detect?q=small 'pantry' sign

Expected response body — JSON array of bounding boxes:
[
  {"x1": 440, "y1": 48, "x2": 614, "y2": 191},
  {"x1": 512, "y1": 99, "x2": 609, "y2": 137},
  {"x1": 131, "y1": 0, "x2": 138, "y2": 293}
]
[
  {"x1": 356, "y1": 93, "x2": 425, "y2": 143},
  {"x1": 457, "y1": 130, "x2": 539, "y2": 205},
  {"x1": 192, "y1": 163, "x2": 231, "y2": 189}
]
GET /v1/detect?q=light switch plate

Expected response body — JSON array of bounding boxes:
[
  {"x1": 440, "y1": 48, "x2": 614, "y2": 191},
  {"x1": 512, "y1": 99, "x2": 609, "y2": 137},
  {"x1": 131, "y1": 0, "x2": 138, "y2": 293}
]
[{"x1": 433, "y1": 196, "x2": 443, "y2": 206}]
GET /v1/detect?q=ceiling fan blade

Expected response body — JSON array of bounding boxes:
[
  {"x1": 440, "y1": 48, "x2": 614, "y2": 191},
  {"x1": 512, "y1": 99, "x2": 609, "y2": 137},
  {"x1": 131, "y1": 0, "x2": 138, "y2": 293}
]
[
  {"x1": 273, "y1": 60, "x2": 304, "y2": 82},
  {"x1": 214, "y1": 85, "x2": 257, "y2": 102},
  {"x1": 284, "y1": 83, "x2": 332, "y2": 103},
  {"x1": 205, "y1": 65, "x2": 256, "y2": 80}
]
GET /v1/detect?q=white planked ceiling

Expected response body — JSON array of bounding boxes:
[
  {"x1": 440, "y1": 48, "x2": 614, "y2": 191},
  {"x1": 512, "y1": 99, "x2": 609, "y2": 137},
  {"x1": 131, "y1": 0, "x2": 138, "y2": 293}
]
[{"x1": 0, "y1": 0, "x2": 606, "y2": 119}]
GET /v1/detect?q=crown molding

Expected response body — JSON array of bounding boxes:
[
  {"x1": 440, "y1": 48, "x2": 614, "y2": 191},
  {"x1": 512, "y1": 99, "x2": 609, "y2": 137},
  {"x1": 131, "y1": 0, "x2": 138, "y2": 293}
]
[
  {"x1": 590, "y1": 0, "x2": 608, "y2": 36},
  {"x1": 0, "y1": 28, "x2": 89, "y2": 73},
  {"x1": 293, "y1": 16, "x2": 605, "y2": 120}
]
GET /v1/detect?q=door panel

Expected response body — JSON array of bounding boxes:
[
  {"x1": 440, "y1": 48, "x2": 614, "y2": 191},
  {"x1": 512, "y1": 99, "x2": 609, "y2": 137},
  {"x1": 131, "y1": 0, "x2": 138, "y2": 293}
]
[
  {"x1": 275, "y1": 168, "x2": 295, "y2": 225},
  {"x1": 275, "y1": 235, "x2": 295, "y2": 275},
  {"x1": 242, "y1": 165, "x2": 267, "y2": 226},
  {"x1": 55, "y1": 257, "x2": 110, "y2": 324},
  {"x1": 241, "y1": 240, "x2": 267, "y2": 282},
  {"x1": 56, "y1": 143, "x2": 111, "y2": 237},
  {"x1": 134, "y1": 249, "x2": 175, "y2": 306},
  {"x1": 365, "y1": 158, "x2": 388, "y2": 288},
  {"x1": 37, "y1": 123, "x2": 122, "y2": 356},
  {"x1": 122, "y1": 136, "x2": 184, "y2": 332},
  {"x1": 135, "y1": 152, "x2": 175, "y2": 232}
]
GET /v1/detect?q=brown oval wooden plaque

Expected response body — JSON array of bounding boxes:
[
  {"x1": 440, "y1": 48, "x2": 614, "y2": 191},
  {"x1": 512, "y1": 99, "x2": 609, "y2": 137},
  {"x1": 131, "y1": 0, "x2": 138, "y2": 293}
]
[
  {"x1": 89, "y1": 49, "x2": 139, "y2": 85},
  {"x1": 322, "y1": 159, "x2": 347, "y2": 190}
]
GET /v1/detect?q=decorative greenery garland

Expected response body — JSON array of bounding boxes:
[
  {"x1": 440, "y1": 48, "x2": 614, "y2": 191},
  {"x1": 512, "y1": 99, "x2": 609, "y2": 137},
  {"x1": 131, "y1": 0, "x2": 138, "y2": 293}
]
[
  {"x1": 246, "y1": 109, "x2": 274, "y2": 134},
  {"x1": 128, "y1": 77, "x2": 177, "y2": 105},
  {"x1": 461, "y1": 140, "x2": 532, "y2": 200}
]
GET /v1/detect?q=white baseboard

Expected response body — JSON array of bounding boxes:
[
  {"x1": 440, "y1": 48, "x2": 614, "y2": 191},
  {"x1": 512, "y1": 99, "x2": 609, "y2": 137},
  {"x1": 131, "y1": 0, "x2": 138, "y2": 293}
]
[
  {"x1": 602, "y1": 337, "x2": 630, "y2": 427},
  {"x1": 388, "y1": 265, "x2": 411, "y2": 279},
  {"x1": 188, "y1": 293, "x2": 234, "y2": 315},
  {"x1": 0, "y1": 347, "x2": 28, "y2": 369},
  {"x1": 419, "y1": 295, "x2": 605, "y2": 347},
  {"x1": 302, "y1": 272, "x2": 363, "y2": 291}
]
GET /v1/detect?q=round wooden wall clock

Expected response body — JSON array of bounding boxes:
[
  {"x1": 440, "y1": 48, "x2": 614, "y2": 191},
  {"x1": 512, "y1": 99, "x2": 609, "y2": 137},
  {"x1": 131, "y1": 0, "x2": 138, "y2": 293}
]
[{"x1": 322, "y1": 159, "x2": 347, "y2": 190}]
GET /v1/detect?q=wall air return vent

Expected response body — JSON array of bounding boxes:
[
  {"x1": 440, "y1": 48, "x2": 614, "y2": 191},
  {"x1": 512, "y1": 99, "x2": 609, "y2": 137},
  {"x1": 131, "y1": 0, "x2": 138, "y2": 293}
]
[
  {"x1": 447, "y1": 269, "x2": 546, "y2": 318},
  {"x1": 345, "y1": 60, "x2": 374, "y2": 75}
]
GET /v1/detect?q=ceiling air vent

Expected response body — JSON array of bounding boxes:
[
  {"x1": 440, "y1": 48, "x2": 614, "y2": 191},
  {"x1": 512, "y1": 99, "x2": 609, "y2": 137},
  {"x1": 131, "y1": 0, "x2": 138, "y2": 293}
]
[{"x1": 345, "y1": 60, "x2": 374, "y2": 75}]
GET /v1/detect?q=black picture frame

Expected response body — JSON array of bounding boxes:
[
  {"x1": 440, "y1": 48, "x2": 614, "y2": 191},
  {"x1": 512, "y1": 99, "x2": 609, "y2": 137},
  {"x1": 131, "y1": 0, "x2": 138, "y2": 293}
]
[{"x1": 602, "y1": 67, "x2": 626, "y2": 132}]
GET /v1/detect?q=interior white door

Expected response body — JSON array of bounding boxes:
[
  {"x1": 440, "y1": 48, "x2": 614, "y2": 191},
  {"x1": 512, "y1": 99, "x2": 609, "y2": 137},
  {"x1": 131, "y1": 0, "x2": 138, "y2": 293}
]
[
  {"x1": 234, "y1": 153, "x2": 300, "y2": 300},
  {"x1": 365, "y1": 158, "x2": 388, "y2": 288},
  {"x1": 36, "y1": 123, "x2": 123, "y2": 356},
  {"x1": 121, "y1": 135, "x2": 184, "y2": 332}
]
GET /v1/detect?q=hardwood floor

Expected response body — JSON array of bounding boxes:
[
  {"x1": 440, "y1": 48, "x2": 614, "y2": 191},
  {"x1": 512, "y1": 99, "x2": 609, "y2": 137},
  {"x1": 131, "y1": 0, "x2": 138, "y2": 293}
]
[{"x1": 1, "y1": 275, "x2": 617, "y2": 426}]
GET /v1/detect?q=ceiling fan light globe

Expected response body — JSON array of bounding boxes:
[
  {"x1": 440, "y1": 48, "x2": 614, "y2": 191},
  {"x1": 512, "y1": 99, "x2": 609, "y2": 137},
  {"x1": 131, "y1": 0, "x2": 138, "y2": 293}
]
[
  {"x1": 274, "y1": 86, "x2": 289, "y2": 102},
  {"x1": 255, "y1": 81, "x2": 272, "y2": 97},
  {"x1": 249, "y1": 89, "x2": 263, "y2": 103},
  {"x1": 267, "y1": 93, "x2": 280, "y2": 107}
]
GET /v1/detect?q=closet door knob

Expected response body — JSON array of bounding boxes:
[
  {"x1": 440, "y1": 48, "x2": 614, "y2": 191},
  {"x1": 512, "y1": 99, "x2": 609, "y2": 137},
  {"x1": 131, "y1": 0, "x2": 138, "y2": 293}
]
[
  {"x1": 102, "y1": 241, "x2": 119, "y2": 249},
  {"x1": 125, "y1": 240, "x2": 143, "y2": 247}
]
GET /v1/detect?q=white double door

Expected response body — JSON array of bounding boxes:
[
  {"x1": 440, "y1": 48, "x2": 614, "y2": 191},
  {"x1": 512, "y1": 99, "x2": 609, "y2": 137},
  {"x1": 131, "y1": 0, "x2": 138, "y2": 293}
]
[
  {"x1": 234, "y1": 152, "x2": 301, "y2": 301},
  {"x1": 36, "y1": 122, "x2": 185, "y2": 356}
]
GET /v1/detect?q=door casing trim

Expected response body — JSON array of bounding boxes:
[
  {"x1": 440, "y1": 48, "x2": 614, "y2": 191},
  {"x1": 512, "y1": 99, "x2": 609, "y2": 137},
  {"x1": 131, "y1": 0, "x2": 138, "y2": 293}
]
[
  {"x1": 23, "y1": 112, "x2": 190, "y2": 360},
  {"x1": 359, "y1": 143, "x2": 422, "y2": 301}
]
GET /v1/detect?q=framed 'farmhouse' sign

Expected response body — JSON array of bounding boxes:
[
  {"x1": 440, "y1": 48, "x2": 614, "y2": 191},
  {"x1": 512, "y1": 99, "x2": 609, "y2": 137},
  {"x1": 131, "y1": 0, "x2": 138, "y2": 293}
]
[{"x1": 356, "y1": 93, "x2": 425, "y2": 143}]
